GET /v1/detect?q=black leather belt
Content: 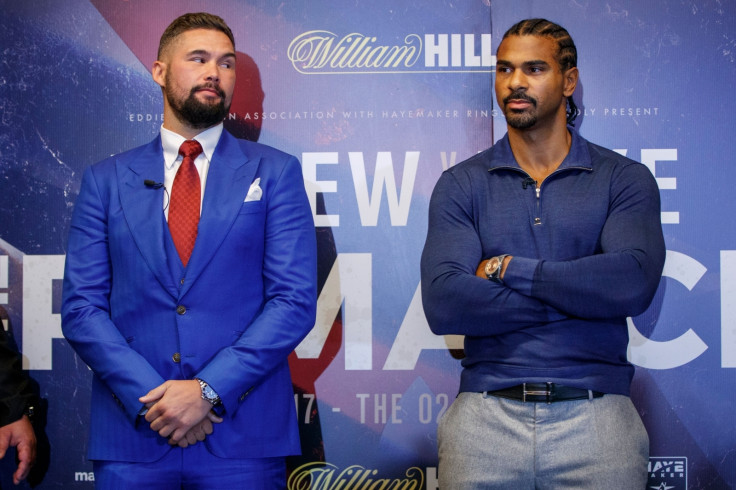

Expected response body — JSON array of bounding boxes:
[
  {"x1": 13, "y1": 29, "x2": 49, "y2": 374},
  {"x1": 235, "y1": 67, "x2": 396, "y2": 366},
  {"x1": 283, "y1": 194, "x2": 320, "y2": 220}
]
[{"x1": 484, "y1": 383, "x2": 604, "y2": 403}]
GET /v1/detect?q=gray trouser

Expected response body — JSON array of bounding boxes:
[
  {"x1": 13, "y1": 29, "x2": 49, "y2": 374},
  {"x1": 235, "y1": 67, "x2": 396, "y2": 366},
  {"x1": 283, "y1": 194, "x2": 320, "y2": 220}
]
[{"x1": 437, "y1": 392, "x2": 649, "y2": 489}]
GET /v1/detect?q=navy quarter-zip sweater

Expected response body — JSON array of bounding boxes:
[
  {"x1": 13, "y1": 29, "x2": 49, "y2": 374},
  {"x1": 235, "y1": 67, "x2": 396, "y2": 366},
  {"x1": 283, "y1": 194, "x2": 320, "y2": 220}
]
[{"x1": 421, "y1": 129, "x2": 665, "y2": 396}]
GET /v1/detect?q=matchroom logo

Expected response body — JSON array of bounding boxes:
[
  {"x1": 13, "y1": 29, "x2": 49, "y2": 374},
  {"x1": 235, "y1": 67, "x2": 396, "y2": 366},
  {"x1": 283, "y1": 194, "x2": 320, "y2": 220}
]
[{"x1": 288, "y1": 31, "x2": 493, "y2": 74}]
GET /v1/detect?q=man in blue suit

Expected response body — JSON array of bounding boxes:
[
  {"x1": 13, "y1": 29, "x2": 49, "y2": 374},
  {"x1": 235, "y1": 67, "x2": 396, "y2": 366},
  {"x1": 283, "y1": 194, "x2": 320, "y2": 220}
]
[{"x1": 62, "y1": 12, "x2": 317, "y2": 488}]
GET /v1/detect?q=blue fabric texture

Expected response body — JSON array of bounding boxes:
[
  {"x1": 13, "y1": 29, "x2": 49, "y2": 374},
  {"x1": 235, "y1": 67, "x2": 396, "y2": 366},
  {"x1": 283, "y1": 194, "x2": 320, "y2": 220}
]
[
  {"x1": 62, "y1": 130, "x2": 317, "y2": 462},
  {"x1": 420, "y1": 129, "x2": 665, "y2": 396}
]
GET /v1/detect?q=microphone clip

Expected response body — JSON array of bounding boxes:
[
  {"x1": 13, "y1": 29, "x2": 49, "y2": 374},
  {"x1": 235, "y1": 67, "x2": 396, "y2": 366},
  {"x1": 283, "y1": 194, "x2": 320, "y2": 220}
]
[{"x1": 144, "y1": 179, "x2": 164, "y2": 189}]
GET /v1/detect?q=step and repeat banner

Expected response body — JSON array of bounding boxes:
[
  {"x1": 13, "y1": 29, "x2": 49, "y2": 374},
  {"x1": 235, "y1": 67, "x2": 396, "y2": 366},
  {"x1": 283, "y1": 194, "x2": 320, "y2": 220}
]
[{"x1": 1, "y1": 0, "x2": 734, "y2": 488}]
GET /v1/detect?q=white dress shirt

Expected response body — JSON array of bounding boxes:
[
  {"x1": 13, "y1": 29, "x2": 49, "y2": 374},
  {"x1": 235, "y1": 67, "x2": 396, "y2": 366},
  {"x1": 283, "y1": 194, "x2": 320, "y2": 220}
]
[{"x1": 160, "y1": 123, "x2": 223, "y2": 220}]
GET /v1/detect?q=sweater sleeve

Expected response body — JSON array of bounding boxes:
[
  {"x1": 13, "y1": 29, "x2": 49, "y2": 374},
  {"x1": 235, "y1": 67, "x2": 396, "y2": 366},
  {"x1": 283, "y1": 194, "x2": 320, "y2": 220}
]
[
  {"x1": 420, "y1": 170, "x2": 566, "y2": 336},
  {"x1": 503, "y1": 162, "x2": 665, "y2": 319}
]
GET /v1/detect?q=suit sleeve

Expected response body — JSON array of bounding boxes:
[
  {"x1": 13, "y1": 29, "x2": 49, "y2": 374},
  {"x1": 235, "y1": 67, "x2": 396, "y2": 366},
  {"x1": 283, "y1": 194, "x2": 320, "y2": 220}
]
[
  {"x1": 196, "y1": 156, "x2": 317, "y2": 411},
  {"x1": 61, "y1": 166, "x2": 165, "y2": 423}
]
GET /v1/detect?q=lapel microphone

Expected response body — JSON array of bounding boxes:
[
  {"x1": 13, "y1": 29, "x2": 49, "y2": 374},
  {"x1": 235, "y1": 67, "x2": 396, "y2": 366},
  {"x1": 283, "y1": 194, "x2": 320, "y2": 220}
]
[
  {"x1": 144, "y1": 180, "x2": 170, "y2": 211},
  {"x1": 144, "y1": 179, "x2": 164, "y2": 189}
]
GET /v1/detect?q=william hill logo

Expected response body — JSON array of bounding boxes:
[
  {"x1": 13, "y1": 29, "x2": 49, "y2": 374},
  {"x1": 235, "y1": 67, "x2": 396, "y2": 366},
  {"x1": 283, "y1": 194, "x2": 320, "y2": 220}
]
[
  {"x1": 288, "y1": 31, "x2": 493, "y2": 74},
  {"x1": 288, "y1": 462, "x2": 424, "y2": 490}
]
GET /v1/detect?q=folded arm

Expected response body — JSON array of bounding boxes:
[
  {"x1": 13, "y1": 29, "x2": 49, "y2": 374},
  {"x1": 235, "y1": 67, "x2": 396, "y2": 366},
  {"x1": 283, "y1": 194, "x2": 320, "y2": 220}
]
[
  {"x1": 502, "y1": 163, "x2": 665, "y2": 319},
  {"x1": 420, "y1": 171, "x2": 565, "y2": 337}
]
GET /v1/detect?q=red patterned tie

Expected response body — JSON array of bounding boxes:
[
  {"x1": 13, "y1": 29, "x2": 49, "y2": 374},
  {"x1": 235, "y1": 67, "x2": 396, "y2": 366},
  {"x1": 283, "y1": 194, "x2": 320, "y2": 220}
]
[{"x1": 169, "y1": 139, "x2": 203, "y2": 266}]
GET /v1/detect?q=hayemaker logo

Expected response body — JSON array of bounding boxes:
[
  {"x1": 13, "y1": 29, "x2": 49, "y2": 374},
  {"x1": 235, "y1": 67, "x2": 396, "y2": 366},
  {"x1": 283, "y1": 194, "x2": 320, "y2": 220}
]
[
  {"x1": 287, "y1": 31, "x2": 493, "y2": 74},
  {"x1": 648, "y1": 457, "x2": 687, "y2": 490}
]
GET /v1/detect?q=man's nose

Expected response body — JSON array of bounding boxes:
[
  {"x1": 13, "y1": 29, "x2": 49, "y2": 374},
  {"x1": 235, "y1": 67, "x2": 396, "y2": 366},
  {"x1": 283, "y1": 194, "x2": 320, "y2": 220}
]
[
  {"x1": 204, "y1": 62, "x2": 220, "y2": 82},
  {"x1": 508, "y1": 69, "x2": 527, "y2": 90}
]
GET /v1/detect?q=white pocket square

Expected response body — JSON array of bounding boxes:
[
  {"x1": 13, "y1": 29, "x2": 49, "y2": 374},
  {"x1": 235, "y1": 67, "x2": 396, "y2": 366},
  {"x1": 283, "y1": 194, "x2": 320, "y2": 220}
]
[{"x1": 244, "y1": 178, "x2": 262, "y2": 202}]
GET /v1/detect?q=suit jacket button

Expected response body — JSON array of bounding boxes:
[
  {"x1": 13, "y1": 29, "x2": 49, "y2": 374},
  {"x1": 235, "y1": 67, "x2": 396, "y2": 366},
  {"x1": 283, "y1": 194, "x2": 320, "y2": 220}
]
[
  {"x1": 172, "y1": 352, "x2": 181, "y2": 363},
  {"x1": 176, "y1": 305, "x2": 186, "y2": 315}
]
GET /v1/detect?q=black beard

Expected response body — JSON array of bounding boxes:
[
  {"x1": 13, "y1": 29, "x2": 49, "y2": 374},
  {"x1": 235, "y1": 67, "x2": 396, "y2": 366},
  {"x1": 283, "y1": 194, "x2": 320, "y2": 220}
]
[
  {"x1": 167, "y1": 85, "x2": 230, "y2": 129},
  {"x1": 505, "y1": 111, "x2": 538, "y2": 130},
  {"x1": 503, "y1": 91, "x2": 537, "y2": 130}
]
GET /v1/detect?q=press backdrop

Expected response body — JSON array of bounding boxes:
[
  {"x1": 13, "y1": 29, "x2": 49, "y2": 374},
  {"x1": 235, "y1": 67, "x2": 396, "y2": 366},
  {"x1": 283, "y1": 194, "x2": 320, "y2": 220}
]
[{"x1": 1, "y1": 0, "x2": 734, "y2": 488}]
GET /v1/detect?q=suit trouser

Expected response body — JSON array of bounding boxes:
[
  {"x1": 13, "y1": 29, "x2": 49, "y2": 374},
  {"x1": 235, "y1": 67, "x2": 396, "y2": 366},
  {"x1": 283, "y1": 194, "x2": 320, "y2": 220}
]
[
  {"x1": 93, "y1": 442, "x2": 285, "y2": 490},
  {"x1": 437, "y1": 392, "x2": 649, "y2": 490}
]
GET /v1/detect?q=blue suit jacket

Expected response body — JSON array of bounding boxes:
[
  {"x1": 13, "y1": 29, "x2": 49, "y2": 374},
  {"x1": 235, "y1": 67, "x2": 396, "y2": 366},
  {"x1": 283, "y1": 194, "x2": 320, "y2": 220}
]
[{"x1": 61, "y1": 130, "x2": 317, "y2": 462}]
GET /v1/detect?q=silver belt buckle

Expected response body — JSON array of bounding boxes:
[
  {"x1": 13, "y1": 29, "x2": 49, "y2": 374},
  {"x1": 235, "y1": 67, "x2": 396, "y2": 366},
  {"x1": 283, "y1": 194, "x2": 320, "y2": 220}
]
[{"x1": 522, "y1": 382, "x2": 553, "y2": 403}]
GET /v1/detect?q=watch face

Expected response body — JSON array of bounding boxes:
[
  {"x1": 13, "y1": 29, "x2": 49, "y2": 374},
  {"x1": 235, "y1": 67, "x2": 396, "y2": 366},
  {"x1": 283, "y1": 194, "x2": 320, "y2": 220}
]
[
  {"x1": 485, "y1": 257, "x2": 499, "y2": 277},
  {"x1": 491, "y1": 258, "x2": 500, "y2": 271}
]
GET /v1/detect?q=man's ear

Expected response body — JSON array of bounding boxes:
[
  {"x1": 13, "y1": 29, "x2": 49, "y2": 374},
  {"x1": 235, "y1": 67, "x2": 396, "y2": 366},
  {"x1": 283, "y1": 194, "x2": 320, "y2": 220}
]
[
  {"x1": 152, "y1": 60, "x2": 166, "y2": 89},
  {"x1": 563, "y1": 66, "x2": 579, "y2": 98}
]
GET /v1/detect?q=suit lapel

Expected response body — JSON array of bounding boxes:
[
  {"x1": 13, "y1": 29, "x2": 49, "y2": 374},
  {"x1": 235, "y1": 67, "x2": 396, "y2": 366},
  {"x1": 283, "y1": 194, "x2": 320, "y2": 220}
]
[
  {"x1": 117, "y1": 136, "x2": 179, "y2": 297},
  {"x1": 181, "y1": 131, "x2": 261, "y2": 295}
]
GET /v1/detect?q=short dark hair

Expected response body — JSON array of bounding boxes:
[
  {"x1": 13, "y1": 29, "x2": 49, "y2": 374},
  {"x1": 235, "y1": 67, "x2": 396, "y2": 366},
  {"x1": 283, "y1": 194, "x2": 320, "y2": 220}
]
[
  {"x1": 501, "y1": 18, "x2": 579, "y2": 126},
  {"x1": 158, "y1": 12, "x2": 235, "y2": 60}
]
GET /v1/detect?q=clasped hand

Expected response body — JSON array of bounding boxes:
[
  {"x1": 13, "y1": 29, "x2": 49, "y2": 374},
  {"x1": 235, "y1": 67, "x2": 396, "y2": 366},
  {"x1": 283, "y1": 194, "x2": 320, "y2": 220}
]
[{"x1": 140, "y1": 380, "x2": 223, "y2": 448}]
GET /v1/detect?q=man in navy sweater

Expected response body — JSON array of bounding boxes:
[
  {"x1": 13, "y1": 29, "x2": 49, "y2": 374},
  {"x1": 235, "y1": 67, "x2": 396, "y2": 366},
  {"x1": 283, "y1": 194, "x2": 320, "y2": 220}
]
[{"x1": 420, "y1": 18, "x2": 665, "y2": 489}]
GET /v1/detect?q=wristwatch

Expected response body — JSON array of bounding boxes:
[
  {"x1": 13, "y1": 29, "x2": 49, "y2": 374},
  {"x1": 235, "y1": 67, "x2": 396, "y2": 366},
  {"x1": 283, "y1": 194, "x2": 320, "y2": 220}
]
[
  {"x1": 195, "y1": 378, "x2": 222, "y2": 407},
  {"x1": 484, "y1": 254, "x2": 510, "y2": 283}
]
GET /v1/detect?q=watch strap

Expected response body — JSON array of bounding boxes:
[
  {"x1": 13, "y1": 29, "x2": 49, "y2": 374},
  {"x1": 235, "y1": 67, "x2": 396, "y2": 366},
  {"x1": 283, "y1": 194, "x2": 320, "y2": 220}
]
[{"x1": 196, "y1": 378, "x2": 222, "y2": 407}]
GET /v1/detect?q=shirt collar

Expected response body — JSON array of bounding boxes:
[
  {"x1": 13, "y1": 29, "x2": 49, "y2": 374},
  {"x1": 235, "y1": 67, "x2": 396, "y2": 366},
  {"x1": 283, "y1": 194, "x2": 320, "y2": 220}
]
[
  {"x1": 160, "y1": 123, "x2": 224, "y2": 169},
  {"x1": 487, "y1": 127, "x2": 592, "y2": 172}
]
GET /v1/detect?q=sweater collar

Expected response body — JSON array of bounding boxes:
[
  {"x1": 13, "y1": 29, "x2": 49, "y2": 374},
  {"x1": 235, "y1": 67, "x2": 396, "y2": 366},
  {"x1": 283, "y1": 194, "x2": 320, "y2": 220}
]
[{"x1": 487, "y1": 127, "x2": 593, "y2": 172}]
